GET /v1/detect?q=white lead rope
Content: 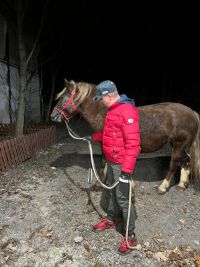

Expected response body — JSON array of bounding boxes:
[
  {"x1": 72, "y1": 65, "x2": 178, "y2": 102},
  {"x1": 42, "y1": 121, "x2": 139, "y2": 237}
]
[
  {"x1": 64, "y1": 120, "x2": 136, "y2": 250},
  {"x1": 65, "y1": 121, "x2": 119, "y2": 189}
]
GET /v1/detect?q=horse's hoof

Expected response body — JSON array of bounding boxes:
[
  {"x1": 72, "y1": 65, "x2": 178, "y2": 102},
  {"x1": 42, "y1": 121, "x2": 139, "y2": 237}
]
[
  {"x1": 156, "y1": 188, "x2": 167, "y2": 195},
  {"x1": 176, "y1": 185, "x2": 186, "y2": 191}
]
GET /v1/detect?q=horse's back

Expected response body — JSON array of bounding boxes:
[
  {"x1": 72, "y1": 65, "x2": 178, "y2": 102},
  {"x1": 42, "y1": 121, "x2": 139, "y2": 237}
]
[
  {"x1": 139, "y1": 102, "x2": 193, "y2": 113},
  {"x1": 138, "y1": 102, "x2": 198, "y2": 153},
  {"x1": 138, "y1": 102, "x2": 197, "y2": 127}
]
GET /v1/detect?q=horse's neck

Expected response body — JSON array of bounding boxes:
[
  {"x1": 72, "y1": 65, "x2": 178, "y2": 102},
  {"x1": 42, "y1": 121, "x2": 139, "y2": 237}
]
[{"x1": 79, "y1": 98, "x2": 106, "y2": 132}]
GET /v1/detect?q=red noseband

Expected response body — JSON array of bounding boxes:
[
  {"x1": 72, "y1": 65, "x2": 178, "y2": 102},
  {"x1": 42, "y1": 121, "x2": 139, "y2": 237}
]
[{"x1": 53, "y1": 85, "x2": 77, "y2": 120}]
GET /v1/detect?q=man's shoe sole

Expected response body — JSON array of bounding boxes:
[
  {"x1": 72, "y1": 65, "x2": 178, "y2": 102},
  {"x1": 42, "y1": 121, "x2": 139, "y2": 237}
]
[
  {"x1": 92, "y1": 227, "x2": 115, "y2": 232},
  {"x1": 118, "y1": 245, "x2": 140, "y2": 255}
]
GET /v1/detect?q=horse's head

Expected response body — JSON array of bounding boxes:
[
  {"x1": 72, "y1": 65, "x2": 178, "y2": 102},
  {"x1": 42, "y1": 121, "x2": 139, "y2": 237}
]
[{"x1": 51, "y1": 79, "x2": 94, "y2": 122}]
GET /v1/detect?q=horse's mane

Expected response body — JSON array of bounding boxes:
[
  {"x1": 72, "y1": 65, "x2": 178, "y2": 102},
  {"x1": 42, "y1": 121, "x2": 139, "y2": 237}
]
[
  {"x1": 75, "y1": 82, "x2": 94, "y2": 105},
  {"x1": 56, "y1": 80, "x2": 94, "y2": 105}
]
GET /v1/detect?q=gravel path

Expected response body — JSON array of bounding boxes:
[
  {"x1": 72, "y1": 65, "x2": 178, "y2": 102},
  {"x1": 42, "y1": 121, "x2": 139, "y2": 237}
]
[{"x1": 0, "y1": 132, "x2": 200, "y2": 267}]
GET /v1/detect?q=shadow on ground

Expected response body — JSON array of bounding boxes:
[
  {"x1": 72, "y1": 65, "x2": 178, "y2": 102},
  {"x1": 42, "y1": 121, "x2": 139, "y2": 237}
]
[
  {"x1": 50, "y1": 153, "x2": 180, "y2": 183},
  {"x1": 50, "y1": 153, "x2": 181, "y2": 219}
]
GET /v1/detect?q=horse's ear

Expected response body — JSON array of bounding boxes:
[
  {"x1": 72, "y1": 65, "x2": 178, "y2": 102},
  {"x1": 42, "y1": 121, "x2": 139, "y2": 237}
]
[
  {"x1": 70, "y1": 80, "x2": 76, "y2": 86},
  {"x1": 64, "y1": 78, "x2": 76, "y2": 90},
  {"x1": 69, "y1": 80, "x2": 78, "y2": 91}
]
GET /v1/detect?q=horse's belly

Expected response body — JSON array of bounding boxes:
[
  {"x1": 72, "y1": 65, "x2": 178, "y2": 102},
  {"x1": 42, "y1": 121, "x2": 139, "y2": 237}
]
[{"x1": 140, "y1": 138, "x2": 168, "y2": 153}]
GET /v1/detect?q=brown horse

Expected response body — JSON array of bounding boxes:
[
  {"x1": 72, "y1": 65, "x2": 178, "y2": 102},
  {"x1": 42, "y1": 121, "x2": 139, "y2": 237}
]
[{"x1": 51, "y1": 79, "x2": 200, "y2": 194}]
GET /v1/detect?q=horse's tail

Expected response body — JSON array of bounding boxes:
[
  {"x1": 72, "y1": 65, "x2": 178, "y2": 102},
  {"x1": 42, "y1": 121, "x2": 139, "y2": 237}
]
[{"x1": 190, "y1": 111, "x2": 200, "y2": 189}]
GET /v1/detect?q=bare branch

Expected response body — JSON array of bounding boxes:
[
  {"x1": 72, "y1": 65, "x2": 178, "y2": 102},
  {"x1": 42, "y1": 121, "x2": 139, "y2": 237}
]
[{"x1": 25, "y1": 0, "x2": 49, "y2": 67}]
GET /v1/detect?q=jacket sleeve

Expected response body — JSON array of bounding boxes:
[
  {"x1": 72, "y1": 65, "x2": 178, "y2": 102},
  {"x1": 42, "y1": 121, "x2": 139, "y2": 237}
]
[
  {"x1": 121, "y1": 106, "x2": 141, "y2": 174},
  {"x1": 92, "y1": 131, "x2": 103, "y2": 142}
]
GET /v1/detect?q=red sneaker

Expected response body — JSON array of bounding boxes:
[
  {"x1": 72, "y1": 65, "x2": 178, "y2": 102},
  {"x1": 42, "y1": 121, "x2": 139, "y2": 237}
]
[
  {"x1": 118, "y1": 234, "x2": 138, "y2": 255},
  {"x1": 93, "y1": 217, "x2": 116, "y2": 232}
]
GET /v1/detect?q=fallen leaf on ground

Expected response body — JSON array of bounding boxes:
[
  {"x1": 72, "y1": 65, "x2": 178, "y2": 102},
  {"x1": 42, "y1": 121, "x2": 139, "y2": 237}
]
[
  {"x1": 153, "y1": 234, "x2": 165, "y2": 244},
  {"x1": 193, "y1": 255, "x2": 200, "y2": 266},
  {"x1": 38, "y1": 228, "x2": 54, "y2": 237},
  {"x1": 153, "y1": 251, "x2": 168, "y2": 262},
  {"x1": 168, "y1": 251, "x2": 182, "y2": 261},
  {"x1": 179, "y1": 219, "x2": 185, "y2": 224}
]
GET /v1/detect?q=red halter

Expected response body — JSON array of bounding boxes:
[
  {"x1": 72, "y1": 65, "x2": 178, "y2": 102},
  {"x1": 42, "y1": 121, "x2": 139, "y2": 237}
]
[{"x1": 53, "y1": 85, "x2": 77, "y2": 121}]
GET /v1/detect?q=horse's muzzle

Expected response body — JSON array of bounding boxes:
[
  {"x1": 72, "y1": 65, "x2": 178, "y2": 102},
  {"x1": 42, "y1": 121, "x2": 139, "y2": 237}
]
[{"x1": 50, "y1": 111, "x2": 62, "y2": 122}]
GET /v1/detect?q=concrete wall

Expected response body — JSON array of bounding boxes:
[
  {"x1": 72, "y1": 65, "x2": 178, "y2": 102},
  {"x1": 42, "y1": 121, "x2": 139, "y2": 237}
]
[
  {"x1": 0, "y1": 62, "x2": 40, "y2": 123},
  {"x1": 0, "y1": 14, "x2": 40, "y2": 123}
]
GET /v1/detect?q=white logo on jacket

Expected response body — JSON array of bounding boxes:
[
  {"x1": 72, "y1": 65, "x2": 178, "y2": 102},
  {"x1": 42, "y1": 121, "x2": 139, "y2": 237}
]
[{"x1": 128, "y1": 118, "x2": 134, "y2": 123}]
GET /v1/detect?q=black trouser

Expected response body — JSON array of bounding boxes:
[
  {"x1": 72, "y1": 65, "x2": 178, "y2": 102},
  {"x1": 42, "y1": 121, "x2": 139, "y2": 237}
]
[{"x1": 106, "y1": 163, "x2": 137, "y2": 236}]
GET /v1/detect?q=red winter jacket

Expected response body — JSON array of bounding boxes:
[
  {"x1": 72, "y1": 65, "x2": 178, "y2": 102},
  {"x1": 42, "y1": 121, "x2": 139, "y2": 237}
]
[{"x1": 92, "y1": 95, "x2": 141, "y2": 174}]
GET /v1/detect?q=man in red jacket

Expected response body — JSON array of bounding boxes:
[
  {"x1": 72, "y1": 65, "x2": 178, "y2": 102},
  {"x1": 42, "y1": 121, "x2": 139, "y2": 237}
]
[{"x1": 91, "y1": 80, "x2": 141, "y2": 255}]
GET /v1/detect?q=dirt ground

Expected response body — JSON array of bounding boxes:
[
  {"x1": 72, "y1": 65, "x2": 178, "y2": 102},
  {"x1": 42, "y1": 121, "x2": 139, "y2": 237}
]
[{"x1": 0, "y1": 123, "x2": 200, "y2": 267}]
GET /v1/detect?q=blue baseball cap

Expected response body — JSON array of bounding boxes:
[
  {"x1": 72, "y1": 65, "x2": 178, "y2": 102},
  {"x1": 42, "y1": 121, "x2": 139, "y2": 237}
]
[{"x1": 93, "y1": 80, "x2": 116, "y2": 101}]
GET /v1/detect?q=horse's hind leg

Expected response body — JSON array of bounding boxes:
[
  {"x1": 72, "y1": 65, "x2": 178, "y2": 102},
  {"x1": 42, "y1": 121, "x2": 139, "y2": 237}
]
[
  {"x1": 157, "y1": 142, "x2": 189, "y2": 194},
  {"x1": 157, "y1": 164, "x2": 176, "y2": 194},
  {"x1": 177, "y1": 165, "x2": 190, "y2": 189},
  {"x1": 177, "y1": 160, "x2": 190, "y2": 190}
]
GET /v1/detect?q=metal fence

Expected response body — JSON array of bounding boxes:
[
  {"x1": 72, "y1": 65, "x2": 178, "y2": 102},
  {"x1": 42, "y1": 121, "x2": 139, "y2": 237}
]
[{"x1": 0, "y1": 124, "x2": 57, "y2": 171}]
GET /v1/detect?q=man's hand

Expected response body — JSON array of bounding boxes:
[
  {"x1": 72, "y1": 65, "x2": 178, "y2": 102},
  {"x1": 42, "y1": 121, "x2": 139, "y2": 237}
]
[
  {"x1": 118, "y1": 172, "x2": 131, "y2": 186},
  {"x1": 120, "y1": 171, "x2": 131, "y2": 180},
  {"x1": 118, "y1": 172, "x2": 131, "y2": 194}
]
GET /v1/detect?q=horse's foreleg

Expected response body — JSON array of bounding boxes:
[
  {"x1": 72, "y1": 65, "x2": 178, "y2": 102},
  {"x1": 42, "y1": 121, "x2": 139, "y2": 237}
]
[{"x1": 91, "y1": 163, "x2": 108, "y2": 191}]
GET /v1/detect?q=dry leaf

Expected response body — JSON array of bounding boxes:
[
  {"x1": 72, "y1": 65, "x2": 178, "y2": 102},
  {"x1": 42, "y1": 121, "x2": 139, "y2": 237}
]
[
  {"x1": 179, "y1": 219, "x2": 185, "y2": 224},
  {"x1": 83, "y1": 243, "x2": 90, "y2": 251},
  {"x1": 182, "y1": 207, "x2": 188, "y2": 214},
  {"x1": 153, "y1": 251, "x2": 168, "y2": 262},
  {"x1": 185, "y1": 246, "x2": 192, "y2": 252},
  {"x1": 20, "y1": 192, "x2": 32, "y2": 199},
  {"x1": 168, "y1": 251, "x2": 182, "y2": 261},
  {"x1": 153, "y1": 235, "x2": 165, "y2": 244},
  {"x1": 173, "y1": 247, "x2": 181, "y2": 254},
  {"x1": 193, "y1": 255, "x2": 200, "y2": 266},
  {"x1": 38, "y1": 228, "x2": 54, "y2": 237},
  {"x1": 0, "y1": 224, "x2": 9, "y2": 231}
]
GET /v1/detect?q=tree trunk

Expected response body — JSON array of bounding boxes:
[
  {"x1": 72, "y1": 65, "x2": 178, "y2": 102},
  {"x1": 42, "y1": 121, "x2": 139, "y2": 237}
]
[
  {"x1": 39, "y1": 58, "x2": 44, "y2": 122},
  {"x1": 14, "y1": 0, "x2": 48, "y2": 135},
  {"x1": 45, "y1": 74, "x2": 56, "y2": 123},
  {"x1": 15, "y1": 1, "x2": 27, "y2": 136},
  {"x1": 5, "y1": 25, "x2": 12, "y2": 123},
  {"x1": 45, "y1": 34, "x2": 59, "y2": 123}
]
